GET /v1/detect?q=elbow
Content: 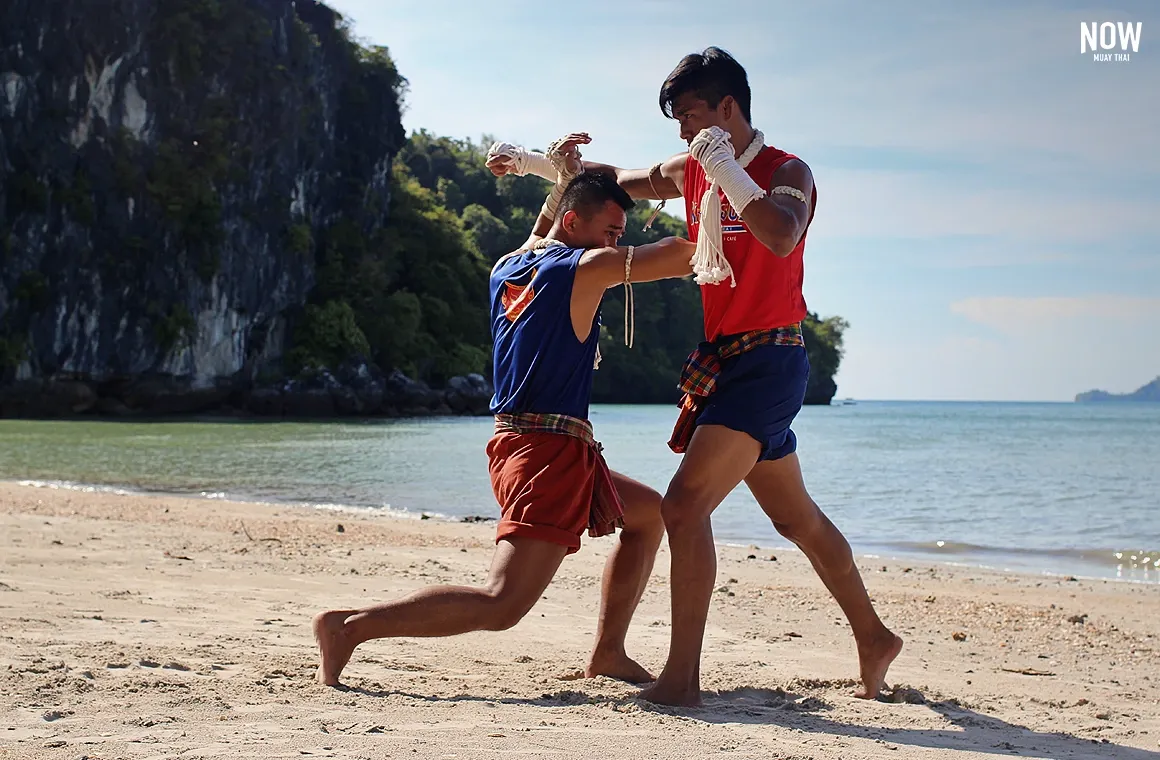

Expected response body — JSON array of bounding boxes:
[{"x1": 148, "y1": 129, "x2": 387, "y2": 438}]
[
  {"x1": 752, "y1": 211, "x2": 803, "y2": 257},
  {"x1": 762, "y1": 233, "x2": 797, "y2": 258}
]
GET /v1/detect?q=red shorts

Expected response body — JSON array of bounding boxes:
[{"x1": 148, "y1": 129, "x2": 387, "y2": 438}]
[{"x1": 486, "y1": 431, "x2": 598, "y2": 555}]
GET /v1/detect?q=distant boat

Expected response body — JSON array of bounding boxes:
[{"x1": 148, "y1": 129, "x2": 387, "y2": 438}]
[{"x1": 831, "y1": 398, "x2": 857, "y2": 406}]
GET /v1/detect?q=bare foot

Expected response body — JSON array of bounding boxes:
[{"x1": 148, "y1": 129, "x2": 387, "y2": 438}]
[
  {"x1": 585, "y1": 650, "x2": 654, "y2": 684},
  {"x1": 854, "y1": 631, "x2": 904, "y2": 699},
  {"x1": 313, "y1": 610, "x2": 356, "y2": 687},
  {"x1": 637, "y1": 675, "x2": 702, "y2": 707}
]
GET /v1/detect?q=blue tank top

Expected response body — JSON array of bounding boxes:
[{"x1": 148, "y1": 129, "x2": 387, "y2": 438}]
[{"x1": 488, "y1": 243, "x2": 600, "y2": 419}]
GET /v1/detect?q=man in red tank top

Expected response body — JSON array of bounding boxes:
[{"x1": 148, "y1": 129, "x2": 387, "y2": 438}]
[{"x1": 488, "y1": 47, "x2": 902, "y2": 707}]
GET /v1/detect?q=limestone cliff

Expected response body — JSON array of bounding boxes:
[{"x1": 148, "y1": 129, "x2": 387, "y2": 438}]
[{"x1": 0, "y1": 0, "x2": 407, "y2": 415}]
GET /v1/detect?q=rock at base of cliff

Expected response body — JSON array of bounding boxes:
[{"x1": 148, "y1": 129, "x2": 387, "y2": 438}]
[{"x1": 0, "y1": 379, "x2": 99, "y2": 417}]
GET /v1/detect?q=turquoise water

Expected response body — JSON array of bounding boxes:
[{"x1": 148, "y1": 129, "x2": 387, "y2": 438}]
[{"x1": 2, "y1": 402, "x2": 1158, "y2": 582}]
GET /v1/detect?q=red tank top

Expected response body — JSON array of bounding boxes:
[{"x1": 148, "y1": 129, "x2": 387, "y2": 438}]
[{"x1": 683, "y1": 145, "x2": 815, "y2": 341}]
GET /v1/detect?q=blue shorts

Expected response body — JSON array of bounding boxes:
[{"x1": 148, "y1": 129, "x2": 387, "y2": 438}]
[{"x1": 694, "y1": 343, "x2": 810, "y2": 461}]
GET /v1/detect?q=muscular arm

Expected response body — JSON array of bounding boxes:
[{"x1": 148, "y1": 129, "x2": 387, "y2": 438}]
[
  {"x1": 569, "y1": 236, "x2": 695, "y2": 341},
  {"x1": 522, "y1": 153, "x2": 689, "y2": 241},
  {"x1": 580, "y1": 153, "x2": 687, "y2": 201},
  {"x1": 739, "y1": 158, "x2": 815, "y2": 258}
]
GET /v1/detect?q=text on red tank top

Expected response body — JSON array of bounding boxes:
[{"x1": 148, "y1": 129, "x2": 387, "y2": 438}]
[{"x1": 682, "y1": 145, "x2": 814, "y2": 341}]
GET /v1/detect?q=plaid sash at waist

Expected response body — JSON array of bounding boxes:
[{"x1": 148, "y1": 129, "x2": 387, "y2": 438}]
[
  {"x1": 493, "y1": 412, "x2": 625, "y2": 538},
  {"x1": 667, "y1": 324, "x2": 805, "y2": 454}
]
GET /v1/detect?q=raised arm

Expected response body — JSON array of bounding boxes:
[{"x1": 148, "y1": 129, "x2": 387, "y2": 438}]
[
  {"x1": 579, "y1": 153, "x2": 686, "y2": 202},
  {"x1": 487, "y1": 135, "x2": 688, "y2": 243},
  {"x1": 575, "y1": 237, "x2": 694, "y2": 291},
  {"x1": 569, "y1": 236, "x2": 696, "y2": 344}
]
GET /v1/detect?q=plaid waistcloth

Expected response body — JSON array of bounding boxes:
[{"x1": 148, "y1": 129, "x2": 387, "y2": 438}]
[
  {"x1": 667, "y1": 324, "x2": 805, "y2": 454},
  {"x1": 493, "y1": 412, "x2": 625, "y2": 538}
]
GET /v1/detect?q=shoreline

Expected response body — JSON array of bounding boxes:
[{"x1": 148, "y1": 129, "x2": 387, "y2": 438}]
[
  {"x1": 2, "y1": 480, "x2": 1159, "y2": 759},
  {"x1": 6, "y1": 476, "x2": 1156, "y2": 587}
]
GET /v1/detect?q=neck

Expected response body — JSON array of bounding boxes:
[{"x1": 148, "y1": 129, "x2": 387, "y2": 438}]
[
  {"x1": 728, "y1": 123, "x2": 757, "y2": 158},
  {"x1": 545, "y1": 225, "x2": 577, "y2": 247}
]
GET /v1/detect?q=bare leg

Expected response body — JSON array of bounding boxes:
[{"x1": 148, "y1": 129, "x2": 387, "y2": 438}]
[
  {"x1": 639, "y1": 424, "x2": 761, "y2": 707},
  {"x1": 745, "y1": 454, "x2": 903, "y2": 699},
  {"x1": 314, "y1": 537, "x2": 567, "y2": 686},
  {"x1": 586, "y1": 471, "x2": 665, "y2": 683}
]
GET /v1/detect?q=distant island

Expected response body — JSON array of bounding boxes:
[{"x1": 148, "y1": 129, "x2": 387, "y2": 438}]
[{"x1": 1075, "y1": 377, "x2": 1160, "y2": 403}]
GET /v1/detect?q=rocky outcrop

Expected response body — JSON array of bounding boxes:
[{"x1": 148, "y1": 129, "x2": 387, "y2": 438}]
[
  {"x1": 803, "y1": 372, "x2": 837, "y2": 406},
  {"x1": 0, "y1": 0, "x2": 412, "y2": 417},
  {"x1": 0, "y1": 364, "x2": 494, "y2": 419},
  {"x1": 1076, "y1": 376, "x2": 1160, "y2": 403}
]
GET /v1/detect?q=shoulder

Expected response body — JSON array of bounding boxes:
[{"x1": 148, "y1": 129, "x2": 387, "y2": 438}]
[
  {"x1": 490, "y1": 250, "x2": 524, "y2": 277},
  {"x1": 767, "y1": 154, "x2": 815, "y2": 196},
  {"x1": 663, "y1": 151, "x2": 692, "y2": 195}
]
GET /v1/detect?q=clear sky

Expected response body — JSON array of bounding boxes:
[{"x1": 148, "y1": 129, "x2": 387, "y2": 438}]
[{"x1": 323, "y1": 0, "x2": 1158, "y2": 401}]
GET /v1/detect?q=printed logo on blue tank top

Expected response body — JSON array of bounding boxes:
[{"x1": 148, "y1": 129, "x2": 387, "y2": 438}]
[{"x1": 500, "y1": 268, "x2": 537, "y2": 322}]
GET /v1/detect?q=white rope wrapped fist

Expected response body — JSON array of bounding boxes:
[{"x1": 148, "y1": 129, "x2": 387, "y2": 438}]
[
  {"x1": 486, "y1": 141, "x2": 557, "y2": 182},
  {"x1": 540, "y1": 133, "x2": 588, "y2": 221},
  {"x1": 688, "y1": 126, "x2": 767, "y2": 287}
]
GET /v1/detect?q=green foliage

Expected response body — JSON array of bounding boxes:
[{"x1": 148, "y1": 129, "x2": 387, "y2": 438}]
[
  {"x1": 286, "y1": 222, "x2": 313, "y2": 258},
  {"x1": 305, "y1": 159, "x2": 490, "y2": 385},
  {"x1": 111, "y1": 128, "x2": 144, "y2": 195},
  {"x1": 60, "y1": 168, "x2": 95, "y2": 225},
  {"x1": 0, "y1": 334, "x2": 28, "y2": 370},
  {"x1": 801, "y1": 313, "x2": 848, "y2": 384},
  {"x1": 151, "y1": 0, "x2": 273, "y2": 89},
  {"x1": 153, "y1": 303, "x2": 197, "y2": 351},
  {"x1": 287, "y1": 300, "x2": 371, "y2": 372},
  {"x1": 14, "y1": 271, "x2": 50, "y2": 313},
  {"x1": 5, "y1": 171, "x2": 47, "y2": 217},
  {"x1": 138, "y1": 1, "x2": 294, "y2": 281},
  {"x1": 461, "y1": 203, "x2": 510, "y2": 257}
]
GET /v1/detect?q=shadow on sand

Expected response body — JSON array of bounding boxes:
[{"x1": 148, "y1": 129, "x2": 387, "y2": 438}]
[{"x1": 339, "y1": 682, "x2": 1158, "y2": 760}]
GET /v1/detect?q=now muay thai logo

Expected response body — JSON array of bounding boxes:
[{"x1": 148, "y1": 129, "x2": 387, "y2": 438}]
[{"x1": 1081, "y1": 21, "x2": 1143, "y2": 62}]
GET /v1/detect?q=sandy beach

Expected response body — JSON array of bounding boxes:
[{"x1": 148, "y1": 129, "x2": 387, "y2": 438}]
[{"x1": 1, "y1": 481, "x2": 1158, "y2": 760}]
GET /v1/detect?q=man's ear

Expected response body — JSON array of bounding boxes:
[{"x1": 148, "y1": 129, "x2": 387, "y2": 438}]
[
  {"x1": 561, "y1": 209, "x2": 579, "y2": 234},
  {"x1": 718, "y1": 95, "x2": 735, "y2": 120}
]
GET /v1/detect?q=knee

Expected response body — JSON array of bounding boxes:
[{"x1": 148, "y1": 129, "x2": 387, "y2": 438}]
[
  {"x1": 480, "y1": 588, "x2": 537, "y2": 632},
  {"x1": 622, "y1": 488, "x2": 664, "y2": 541},
  {"x1": 772, "y1": 506, "x2": 825, "y2": 546},
  {"x1": 660, "y1": 484, "x2": 713, "y2": 534}
]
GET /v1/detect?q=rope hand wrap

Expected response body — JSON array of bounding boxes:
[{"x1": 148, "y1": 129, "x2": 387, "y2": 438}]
[
  {"x1": 624, "y1": 246, "x2": 634, "y2": 349},
  {"x1": 539, "y1": 137, "x2": 584, "y2": 221},
  {"x1": 688, "y1": 127, "x2": 767, "y2": 287},
  {"x1": 642, "y1": 162, "x2": 671, "y2": 232},
  {"x1": 486, "y1": 141, "x2": 557, "y2": 182}
]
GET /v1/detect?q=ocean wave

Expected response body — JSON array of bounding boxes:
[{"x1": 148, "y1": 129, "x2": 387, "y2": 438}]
[
  {"x1": 10, "y1": 478, "x2": 467, "y2": 526},
  {"x1": 880, "y1": 540, "x2": 1160, "y2": 570}
]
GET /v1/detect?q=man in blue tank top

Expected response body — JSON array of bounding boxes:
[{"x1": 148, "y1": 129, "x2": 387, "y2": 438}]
[{"x1": 314, "y1": 153, "x2": 697, "y2": 689}]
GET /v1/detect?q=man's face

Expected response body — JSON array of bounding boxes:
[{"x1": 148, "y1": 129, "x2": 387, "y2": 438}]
[
  {"x1": 565, "y1": 200, "x2": 627, "y2": 249},
  {"x1": 671, "y1": 92, "x2": 727, "y2": 144}
]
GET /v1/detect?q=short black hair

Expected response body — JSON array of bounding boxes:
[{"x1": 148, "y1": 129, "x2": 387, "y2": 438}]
[
  {"x1": 659, "y1": 46, "x2": 752, "y2": 124},
  {"x1": 557, "y1": 170, "x2": 634, "y2": 219}
]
